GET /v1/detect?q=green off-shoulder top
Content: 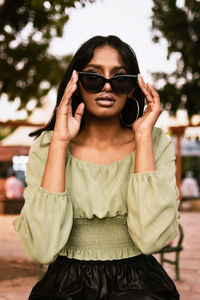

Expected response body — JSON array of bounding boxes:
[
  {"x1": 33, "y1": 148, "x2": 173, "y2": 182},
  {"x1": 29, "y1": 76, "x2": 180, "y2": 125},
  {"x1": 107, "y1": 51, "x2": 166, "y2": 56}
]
[{"x1": 13, "y1": 127, "x2": 180, "y2": 264}]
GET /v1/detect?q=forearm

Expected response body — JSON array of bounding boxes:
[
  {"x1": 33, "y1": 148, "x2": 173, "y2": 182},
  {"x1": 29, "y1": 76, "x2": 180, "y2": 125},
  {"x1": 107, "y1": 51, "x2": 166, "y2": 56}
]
[
  {"x1": 134, "y1": 132, "x2": 156, "y2": 173},
  {"x1": 41, "y1": 138, "x2": 68, "y2": 193}
]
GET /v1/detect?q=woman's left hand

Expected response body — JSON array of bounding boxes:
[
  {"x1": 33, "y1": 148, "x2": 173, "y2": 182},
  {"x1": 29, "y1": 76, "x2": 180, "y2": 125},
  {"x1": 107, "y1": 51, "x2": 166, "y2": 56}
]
[{"x1": 132, "y1": 74, "x2": 162, "y2": 135}]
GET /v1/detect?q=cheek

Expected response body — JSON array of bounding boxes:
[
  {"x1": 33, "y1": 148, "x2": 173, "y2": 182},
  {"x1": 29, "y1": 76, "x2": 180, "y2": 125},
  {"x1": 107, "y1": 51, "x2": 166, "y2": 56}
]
[
  {"x1": 79, "y1": 89, "x2": 93, "y2": 107},
  {"x1": 117, "y1": 97, "x2": 128, "y2": 111},
  {"x1": 79, "y1": 85, "x2": 90, "y2": 102}
]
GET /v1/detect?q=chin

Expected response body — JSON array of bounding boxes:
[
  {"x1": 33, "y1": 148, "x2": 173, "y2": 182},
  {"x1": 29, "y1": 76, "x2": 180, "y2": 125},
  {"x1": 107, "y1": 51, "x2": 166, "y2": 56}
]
[{"x1": 86, "y1": 108, "x2": 119, "y2": 119}]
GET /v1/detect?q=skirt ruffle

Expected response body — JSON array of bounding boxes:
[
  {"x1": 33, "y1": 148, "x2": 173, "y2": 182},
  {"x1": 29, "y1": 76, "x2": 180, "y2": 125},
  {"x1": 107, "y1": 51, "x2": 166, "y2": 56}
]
[{"x1": 29, "y1": 254, "x2": 179, "y2": 300}]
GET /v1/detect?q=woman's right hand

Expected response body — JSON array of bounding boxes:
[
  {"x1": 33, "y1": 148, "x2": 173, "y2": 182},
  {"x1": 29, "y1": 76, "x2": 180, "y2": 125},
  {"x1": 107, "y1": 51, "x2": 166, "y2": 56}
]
[{"x1": 52, "y1": 70, "x2": 85, "y2": 144}]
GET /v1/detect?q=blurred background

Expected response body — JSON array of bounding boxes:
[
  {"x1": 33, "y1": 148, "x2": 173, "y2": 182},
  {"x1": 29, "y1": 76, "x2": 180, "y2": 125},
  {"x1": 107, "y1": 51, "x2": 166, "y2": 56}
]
[{"x1": 0, "y1": 0, "x2": 200, "y2": 299}]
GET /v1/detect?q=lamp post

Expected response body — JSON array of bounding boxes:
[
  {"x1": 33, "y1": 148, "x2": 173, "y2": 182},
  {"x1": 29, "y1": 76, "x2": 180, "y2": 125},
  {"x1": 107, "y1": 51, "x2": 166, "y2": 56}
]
[
  {"x1": 169, "y1": 109, "x2": 189, "y2": 200},
  {"x1": 169, "y1": 126, "x2": 186, "y2": 199}
]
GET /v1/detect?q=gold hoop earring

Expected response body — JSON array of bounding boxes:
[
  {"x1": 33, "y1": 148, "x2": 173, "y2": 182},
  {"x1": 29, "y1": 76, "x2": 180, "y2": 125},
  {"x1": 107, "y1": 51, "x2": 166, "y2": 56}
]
[{"x1": 120, "y1": 97, "x2": 140, "y2": 127}]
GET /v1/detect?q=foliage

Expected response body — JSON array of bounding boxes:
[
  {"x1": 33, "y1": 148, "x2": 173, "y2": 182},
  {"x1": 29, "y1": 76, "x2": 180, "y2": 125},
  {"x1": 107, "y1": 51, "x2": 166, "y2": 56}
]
[
  {"x1": 151, "y1": 0, "x2": 200, "y2": 116},
  {"x1": 0, "y1": 126, "x2": 13, "y2": 140},
  {"x1": 0, "y1": 0, "x2": 95, "y2": 110}
]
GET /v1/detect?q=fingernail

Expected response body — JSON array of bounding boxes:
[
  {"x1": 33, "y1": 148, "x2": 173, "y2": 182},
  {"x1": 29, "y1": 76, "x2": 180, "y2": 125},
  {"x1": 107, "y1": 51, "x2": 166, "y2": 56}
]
[{"x1": 140, "y1": 75, "x2": 144, "y2": 82}]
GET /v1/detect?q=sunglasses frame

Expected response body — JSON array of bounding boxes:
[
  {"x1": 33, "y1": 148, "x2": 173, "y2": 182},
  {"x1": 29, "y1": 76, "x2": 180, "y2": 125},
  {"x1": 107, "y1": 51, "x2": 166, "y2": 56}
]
[{"x1": 78, "y1": 71, "x2": 138, "y2": 94}]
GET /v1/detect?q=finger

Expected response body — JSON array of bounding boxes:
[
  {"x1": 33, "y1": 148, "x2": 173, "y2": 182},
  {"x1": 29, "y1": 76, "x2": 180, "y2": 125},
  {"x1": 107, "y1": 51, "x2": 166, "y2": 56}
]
[
  {"x1": 138, "y1": 75, "x2": 154, "y2": 103},
  {"x1": 146, "y1": 84, "x2": 162, "y2": 113},
  {"x1": 140, "y1": 77, "x2": 154, "y2": 98},
  {"x1": 68, "y1": 70, "x2": 78, "y2": 86},
  {"x1": 146, "y1": 85, "x2": 162, "y2": 115},
  {"x1": 74, "y1": 102, "x2": 85, "y2": 122},
  {"x1": 63, "y1": 70, "x2": 78, "y2": 99},
  {"x1": 60, "y1": 70, "x2": 78, "y2": 102},
  {"x1": 59, "y1": 75, "x2": 78, "y2": 108},
  {"x1": 143, "y1": 103, "x2": 154, "y2": 114},
  {"x1": 66, "y1": 83, "x2": 77, "y2": 101},
  {"x1": 59, "y1": 87, "x2": 73, "y2": 110},
  {"x1": 146, "y1": 83, "x2": 160, "y2": 100}
]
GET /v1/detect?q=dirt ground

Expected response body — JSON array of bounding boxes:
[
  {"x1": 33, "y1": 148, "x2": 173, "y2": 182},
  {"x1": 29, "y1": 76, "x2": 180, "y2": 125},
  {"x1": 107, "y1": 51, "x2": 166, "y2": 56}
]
[
  {"x1": 0, "y1": 260, "x2": 38, "y2": 282},
  {"x1": 0, "y1": 260, "x2": 38, "y2": 300}
]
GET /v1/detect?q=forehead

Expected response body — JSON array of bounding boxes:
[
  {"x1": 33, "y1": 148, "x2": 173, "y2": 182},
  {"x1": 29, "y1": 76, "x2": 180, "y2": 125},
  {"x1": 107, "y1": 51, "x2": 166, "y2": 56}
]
[{"x1": 88, "y1": 45, "x2": 124, "y2": 67}]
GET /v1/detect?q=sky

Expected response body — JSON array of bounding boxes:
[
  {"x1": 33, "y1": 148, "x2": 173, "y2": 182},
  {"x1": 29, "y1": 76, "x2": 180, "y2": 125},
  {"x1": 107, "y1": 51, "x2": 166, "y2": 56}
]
[
  {"x1": 50, "y1": 0, "x2": 178, "y2": 82},
  {"x1": 1, "y1": 0, "x2": 179, "y2": 122}
]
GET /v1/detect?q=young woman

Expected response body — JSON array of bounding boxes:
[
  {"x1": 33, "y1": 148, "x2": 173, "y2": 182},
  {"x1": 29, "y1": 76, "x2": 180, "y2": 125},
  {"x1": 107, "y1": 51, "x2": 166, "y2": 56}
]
[{"x1": 14, "y1": 35, "x2": 180, "y2": 299}]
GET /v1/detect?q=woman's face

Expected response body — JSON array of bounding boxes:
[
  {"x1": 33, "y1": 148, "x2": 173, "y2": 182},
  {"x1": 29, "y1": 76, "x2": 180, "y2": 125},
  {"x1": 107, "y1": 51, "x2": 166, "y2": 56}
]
[{"x1": 79, "y1": 45, "x2": 134, "y2": 119}]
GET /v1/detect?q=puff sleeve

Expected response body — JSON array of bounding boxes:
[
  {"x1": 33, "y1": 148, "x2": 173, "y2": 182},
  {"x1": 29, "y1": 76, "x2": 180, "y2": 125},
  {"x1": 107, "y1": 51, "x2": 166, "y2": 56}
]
[
  {"x1": 13, "y1": 132, "x2": 73, "y2": 264},
  {"x1": 127, "y1": 128, "x2": 179, "y2": 254}
]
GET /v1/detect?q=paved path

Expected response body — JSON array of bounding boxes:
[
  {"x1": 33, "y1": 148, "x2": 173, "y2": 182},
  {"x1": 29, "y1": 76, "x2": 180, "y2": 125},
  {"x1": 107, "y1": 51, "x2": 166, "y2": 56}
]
[
  {"x1": 0, "y1": 212, "x2": 200, "y2": 299},
  {"x1": 155, "y1": 211, "x2": 200, "y2": 300}
]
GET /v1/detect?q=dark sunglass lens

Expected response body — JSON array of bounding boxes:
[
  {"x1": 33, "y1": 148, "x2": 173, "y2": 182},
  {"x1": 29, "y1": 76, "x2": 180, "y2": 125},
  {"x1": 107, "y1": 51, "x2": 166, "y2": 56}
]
[
  {"x1": 81, "y1": 74, "x2": 103, "y2": 92},
  {"x1": 112, "y1": 77, "x2": 136, "y2": 93}
]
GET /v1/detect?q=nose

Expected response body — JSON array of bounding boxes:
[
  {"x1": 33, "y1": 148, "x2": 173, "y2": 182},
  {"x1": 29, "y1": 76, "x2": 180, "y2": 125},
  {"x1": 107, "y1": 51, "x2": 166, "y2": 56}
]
[{"x1": 102, "y1": 82, "x2": 112, "y2": 92}]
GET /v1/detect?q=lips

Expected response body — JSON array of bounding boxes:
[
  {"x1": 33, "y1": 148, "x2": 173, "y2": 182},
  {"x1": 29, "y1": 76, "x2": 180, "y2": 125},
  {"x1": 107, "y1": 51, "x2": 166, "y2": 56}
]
[{"x1": 95, "y1": 94, "x2": 116, "y2": 107}]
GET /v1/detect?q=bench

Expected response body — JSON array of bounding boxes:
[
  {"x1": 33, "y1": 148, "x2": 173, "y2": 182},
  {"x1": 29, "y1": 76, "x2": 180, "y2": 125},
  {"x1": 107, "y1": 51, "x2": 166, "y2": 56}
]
[{"x1": 156, "y1": 224, "x2": 184, "y2": 281}]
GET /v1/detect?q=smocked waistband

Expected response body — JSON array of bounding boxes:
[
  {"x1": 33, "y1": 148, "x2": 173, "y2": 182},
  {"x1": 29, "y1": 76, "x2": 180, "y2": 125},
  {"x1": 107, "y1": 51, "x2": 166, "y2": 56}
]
[{"x1": 59, "y1": 215, "x2": 141, "y2": 260}]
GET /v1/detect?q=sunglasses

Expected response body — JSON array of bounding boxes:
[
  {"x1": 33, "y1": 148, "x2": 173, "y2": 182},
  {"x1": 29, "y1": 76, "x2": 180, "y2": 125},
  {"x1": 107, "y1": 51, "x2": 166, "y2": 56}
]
[{"x1": 78, "y1": 71, "x2": 138, "y2": 94}]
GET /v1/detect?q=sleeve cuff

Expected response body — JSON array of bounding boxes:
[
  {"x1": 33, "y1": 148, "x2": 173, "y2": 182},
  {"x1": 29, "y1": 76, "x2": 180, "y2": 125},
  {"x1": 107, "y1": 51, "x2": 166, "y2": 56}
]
[
  {"x1": 39, "y1": 186, "x2": 68, "y2": 196},
  {"x1": 131, "y1": 170, "x2": 157, "y2": 178}
]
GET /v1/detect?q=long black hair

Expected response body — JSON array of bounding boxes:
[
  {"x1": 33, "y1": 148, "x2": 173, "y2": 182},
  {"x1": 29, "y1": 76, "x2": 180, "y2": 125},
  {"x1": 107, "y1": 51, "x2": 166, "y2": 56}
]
[{"x1": 30, "y1": 35, "x2": 145, "y2": 137}]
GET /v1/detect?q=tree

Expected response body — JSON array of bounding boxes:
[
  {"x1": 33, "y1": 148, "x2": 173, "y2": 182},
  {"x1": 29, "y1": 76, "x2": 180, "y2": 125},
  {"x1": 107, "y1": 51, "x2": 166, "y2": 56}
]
[
  {"x1": 151, "y1": 0, "x2": 200, "y2": 116},
  {"x1": 0, "y1": 0, "x2": 95, "y2": 111}
]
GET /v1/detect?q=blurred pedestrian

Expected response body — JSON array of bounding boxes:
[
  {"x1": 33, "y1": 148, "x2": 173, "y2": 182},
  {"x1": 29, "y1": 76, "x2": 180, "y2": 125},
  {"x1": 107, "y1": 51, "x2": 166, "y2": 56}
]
[
  {"x1": 14, "y1": 35, "x2": 179, "y2": 299},
  {"x1": 5, "y1": 170, "x2": 24, "y2": 199},
  {"x1": 181, "y1": 171, "x2": 199, "y2": 199}
]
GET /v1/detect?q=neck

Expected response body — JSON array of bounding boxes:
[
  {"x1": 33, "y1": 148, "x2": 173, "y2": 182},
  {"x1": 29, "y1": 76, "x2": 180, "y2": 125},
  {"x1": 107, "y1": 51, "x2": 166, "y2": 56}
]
[{"x1": 80, "y1": 113, "x2": 124, "y2": 146}]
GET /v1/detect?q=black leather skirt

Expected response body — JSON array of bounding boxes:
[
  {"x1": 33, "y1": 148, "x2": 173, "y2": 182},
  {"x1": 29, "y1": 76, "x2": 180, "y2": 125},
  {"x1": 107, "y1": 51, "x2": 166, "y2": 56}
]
[{"x1": 29, "y1": 255, "x2": 179, "y2": 300}]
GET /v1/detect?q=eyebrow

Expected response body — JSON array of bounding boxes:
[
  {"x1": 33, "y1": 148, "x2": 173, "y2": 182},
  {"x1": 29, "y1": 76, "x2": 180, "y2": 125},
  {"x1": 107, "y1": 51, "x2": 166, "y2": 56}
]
[{"x1": 84, "y1": 64, "x2": 127, "y2": 72}]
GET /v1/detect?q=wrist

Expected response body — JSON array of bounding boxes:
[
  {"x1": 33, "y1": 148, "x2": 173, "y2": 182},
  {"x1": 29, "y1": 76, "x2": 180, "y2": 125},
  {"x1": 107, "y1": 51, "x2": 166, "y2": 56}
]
[
  {"x1": 135, "y1": 130, "x2": 152, "y2": 140},
  {"x1": 135, "y1": 132, "x2": 153, "y2": 151},
  {"x1": 51, "y1": 136, "x2": 69, "y2": 150}
]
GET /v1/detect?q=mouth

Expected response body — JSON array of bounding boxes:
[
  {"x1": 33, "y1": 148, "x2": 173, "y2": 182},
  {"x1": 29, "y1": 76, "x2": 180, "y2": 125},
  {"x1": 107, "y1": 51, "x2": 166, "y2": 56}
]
[{"x1": 95, "y1": 95, "x2": 116, "y2": 107}]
